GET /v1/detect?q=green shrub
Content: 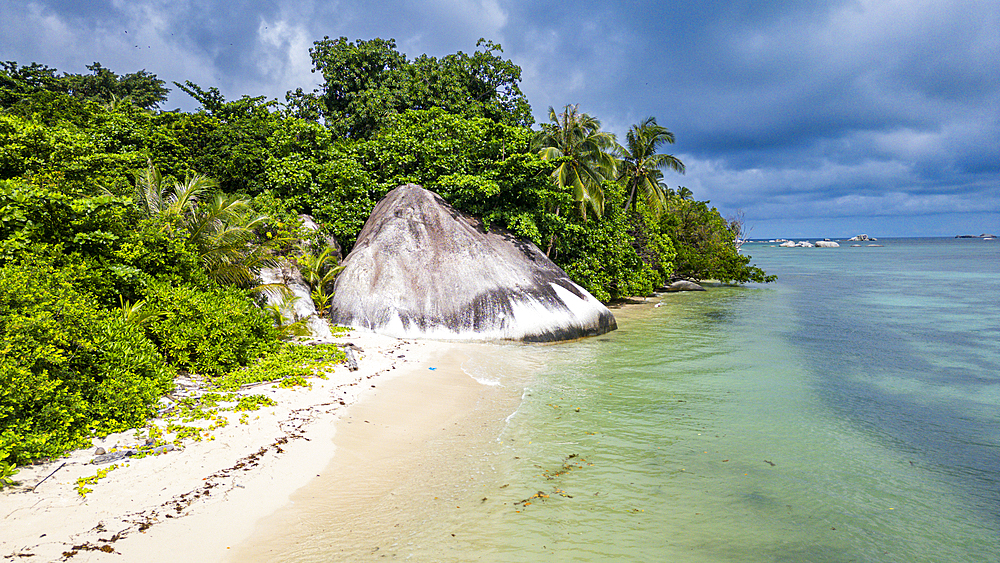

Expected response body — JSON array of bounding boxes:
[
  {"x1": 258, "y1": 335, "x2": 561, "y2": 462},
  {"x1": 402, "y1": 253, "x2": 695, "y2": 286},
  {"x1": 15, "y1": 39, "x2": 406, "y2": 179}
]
[
  {"x1": 0, "y1": 460, "x2": 17, "y2": 488},
  {"x1": 216, "y1": 342, "x2": 346, "y2": 390},
  {"x1": 660, "y1": 195, "x2": 775, "y2": 284},
  {"x1": 0, "y1": 256, "x2": 173, "y2": 465},
  {"x1": 143, "y1": 281, "x2": 279, "y2": 377}
]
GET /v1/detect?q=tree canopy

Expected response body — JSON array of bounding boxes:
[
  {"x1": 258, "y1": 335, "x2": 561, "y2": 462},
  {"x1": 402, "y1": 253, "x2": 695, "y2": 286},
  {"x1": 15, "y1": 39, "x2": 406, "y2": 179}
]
[
  {"x1": 1, "y1": 61, "x2": 169, "y2": 111},
  {"x1": 616, "y1": 117, "x2": 685, "y2": 214},
  {"x1": 296, "y1": 37, "x2": 533, "y2": 138}
]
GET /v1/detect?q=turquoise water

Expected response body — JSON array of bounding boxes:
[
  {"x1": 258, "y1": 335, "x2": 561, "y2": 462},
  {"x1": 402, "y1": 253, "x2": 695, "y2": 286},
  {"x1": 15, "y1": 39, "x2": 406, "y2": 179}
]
[
  {"x1": 287, "y1": 238, "x2": 999, "y2": 561},
  {"x1": 470, "y1": 238, "x2": 999, "y2": 562}
]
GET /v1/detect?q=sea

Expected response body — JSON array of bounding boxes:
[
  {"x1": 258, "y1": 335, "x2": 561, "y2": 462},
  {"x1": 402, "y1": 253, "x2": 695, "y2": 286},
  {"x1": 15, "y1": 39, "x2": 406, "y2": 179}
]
[{"x1": 292, "y1": 237, "x2": 1000, "y2": 562}]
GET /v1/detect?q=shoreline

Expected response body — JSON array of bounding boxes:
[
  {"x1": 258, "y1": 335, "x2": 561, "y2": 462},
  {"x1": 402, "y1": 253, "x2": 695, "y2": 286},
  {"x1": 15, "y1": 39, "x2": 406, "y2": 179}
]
[
  {"x1": 0, "y1": 330, "x2": 465, "y2": 562},
  {"x1": 229, "y1": 343, "x2": 516, "y2": 562},
  {"x1": 2, "y1": 298, "x2": 665, "y2": 562}
]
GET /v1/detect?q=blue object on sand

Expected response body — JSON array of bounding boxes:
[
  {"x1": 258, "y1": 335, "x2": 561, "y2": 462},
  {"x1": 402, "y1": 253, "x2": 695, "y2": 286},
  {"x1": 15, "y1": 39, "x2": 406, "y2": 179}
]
[{"x1": 429, "y1": 367, "x2": 437, "y2": 370}]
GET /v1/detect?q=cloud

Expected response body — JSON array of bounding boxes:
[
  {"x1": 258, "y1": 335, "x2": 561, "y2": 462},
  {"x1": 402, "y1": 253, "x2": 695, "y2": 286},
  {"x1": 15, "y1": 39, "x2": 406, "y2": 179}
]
[{"x1": 1, "y1": 0, "x2": 996, "y2": 236}]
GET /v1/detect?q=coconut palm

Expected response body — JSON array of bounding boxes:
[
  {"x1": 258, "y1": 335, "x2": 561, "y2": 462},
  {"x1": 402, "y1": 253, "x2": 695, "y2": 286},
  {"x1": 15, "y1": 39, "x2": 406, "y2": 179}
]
[
  {"x1": 617, "y1": 117, "x2": 685, "y2": 215},
  {"x1": 297, "y1": 247, "x2": 345, "y2": 315},
  {"x1": 532, "y1": 105, "x2": 618, "y2": 220},
  {"x1": 134, "y1": 161, "x2": 212, "y2": 219},
  {"x1": 186, "y1": 193, "x2": 274, "y2": 287},
  {"x1": 134, "y1": 162, "x2": 276, "y2": 287}
]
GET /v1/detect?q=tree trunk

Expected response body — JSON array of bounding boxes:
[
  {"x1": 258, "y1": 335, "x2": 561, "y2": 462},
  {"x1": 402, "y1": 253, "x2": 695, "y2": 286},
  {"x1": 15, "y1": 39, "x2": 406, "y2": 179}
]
[{"x1": 546, "y1": 205, "x2": 561, "y2": 258}]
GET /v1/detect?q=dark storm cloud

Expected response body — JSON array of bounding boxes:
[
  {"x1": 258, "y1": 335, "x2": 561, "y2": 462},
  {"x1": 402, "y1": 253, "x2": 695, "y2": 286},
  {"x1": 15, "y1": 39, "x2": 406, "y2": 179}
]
[{"x1": 1, "y1": 0, "x2": 997, "y2": 236}]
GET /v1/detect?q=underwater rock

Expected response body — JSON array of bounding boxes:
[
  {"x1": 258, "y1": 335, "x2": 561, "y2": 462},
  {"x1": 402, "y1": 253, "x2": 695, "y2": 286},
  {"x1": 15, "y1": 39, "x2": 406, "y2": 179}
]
[{"x1": 663, "y1": 280, "x2": 706, "y2": 292}]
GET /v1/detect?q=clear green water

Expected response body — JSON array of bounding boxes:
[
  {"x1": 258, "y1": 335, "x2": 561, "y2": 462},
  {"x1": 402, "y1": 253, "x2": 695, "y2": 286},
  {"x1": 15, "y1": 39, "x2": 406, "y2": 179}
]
[
  {"x1": 304, "y1": 238, "x2": 1000, "y2": 562},
  {"x1": 479, "y1": 238, "x2": 1000, "y2": 563}
]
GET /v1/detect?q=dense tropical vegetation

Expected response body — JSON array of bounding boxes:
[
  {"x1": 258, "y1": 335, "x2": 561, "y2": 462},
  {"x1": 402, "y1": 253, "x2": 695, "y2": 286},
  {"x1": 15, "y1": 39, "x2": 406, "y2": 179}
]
[{"x1": 0, "y1": 37, "x2": 771, "y2": 470}]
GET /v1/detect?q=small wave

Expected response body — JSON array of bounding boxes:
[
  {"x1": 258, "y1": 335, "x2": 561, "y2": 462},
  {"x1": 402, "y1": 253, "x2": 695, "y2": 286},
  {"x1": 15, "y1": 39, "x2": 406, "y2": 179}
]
[{"x1": 460, "y1": 359, "x2": 503, "y2": 386}]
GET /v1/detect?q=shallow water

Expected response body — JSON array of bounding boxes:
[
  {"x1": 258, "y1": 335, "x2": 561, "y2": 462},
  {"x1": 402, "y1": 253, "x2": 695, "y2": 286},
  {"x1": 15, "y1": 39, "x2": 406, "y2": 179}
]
[{"x1": 281, "y1": 238, "x2": 1000, "y2": 562}]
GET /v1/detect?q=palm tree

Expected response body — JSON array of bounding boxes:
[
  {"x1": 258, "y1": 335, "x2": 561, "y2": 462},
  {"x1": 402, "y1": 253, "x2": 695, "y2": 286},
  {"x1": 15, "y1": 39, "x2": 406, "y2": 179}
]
[
  {"x1": 532, "y1": 105, "x2": 618, "y2": 221},
  {"x1": 134, "y1": 162, "x2": 275, "y2": 287},
  {"x1": 617, "y1": 117, "x2": 685, "y2": 215},
  {"x1": 297, "y1": 247, "x2": 345, "y2": 315},
  {"x1": 186, "y1": 193, "x2": 274, "y2": 287},
  {"x1": 134, "y1": 161, "x2": 214, "y2": 219}
]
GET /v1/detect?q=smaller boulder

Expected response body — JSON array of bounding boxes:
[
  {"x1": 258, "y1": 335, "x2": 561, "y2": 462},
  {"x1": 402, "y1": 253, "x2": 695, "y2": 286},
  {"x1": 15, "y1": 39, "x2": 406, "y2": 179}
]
[
  {"x1": 664, "y1": 280, "x2": 706, "y2": 292},
  {"x1": 815, "y1": 241, "x2": 840, "y2": 247}
]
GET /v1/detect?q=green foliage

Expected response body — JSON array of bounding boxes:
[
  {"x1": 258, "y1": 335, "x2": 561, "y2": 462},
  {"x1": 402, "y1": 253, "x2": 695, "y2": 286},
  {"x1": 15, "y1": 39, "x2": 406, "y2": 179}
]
[
  {"x1": 261, "y1": 121, "x2": 376, "y2": 250},
  {"x1": 298, "y1": 247, "x2": 345, "y2": 314},
  {"x1": 234, "y1": 394, "x2": 277, "y2": 411},
  {"x1": 660, "y1": 193, "x2": 775, "y2": 284},
  {"x1": 0, "y1": 460, "x2": 18, "y2": 489},
  {"x1": 1, "y1": 61, "x2": 169, "y2": 111},
  {"x1": 76, "y1": 463, "x2": 119, "y2": 498},
  {"x1": 143, "y1": 281, "x2": 279, "y2": 377},
  {"x1": 216, "y1": 342, "x2": 346, "y2": 390},
  {"x1": 262, "y1": 294, "x2": 314, "y2": 340},
  {"x1": 170, "y1": 83, "x2": 281, "y2": 194},
  {"x1": 0, "y1": 113, "x2": 143, "y2": 195},
  {"x1": 0, "y1": 178, "x2": 129, "y2": 262},
  {"x1": 276, "y1": 376, "x2": 310, "y2": 389},
  {"x1": 0, "y1": 256, "x2": 173, "y2": 466},
  {"x1": 616, "y1": 116, "x2": 685, "y2": 214},
  {"x1": 533, "y1": 105, "x2": 618, "y2": 220},
  {"x1": 554, "y1": 182, "x2": 667, "y2": 301},
  {"x1": 133, "y1": 163, "x2": 277, "y2": 287},
  {"x1": 304, "y1": 37, "x2": 532, "y2": 138}
]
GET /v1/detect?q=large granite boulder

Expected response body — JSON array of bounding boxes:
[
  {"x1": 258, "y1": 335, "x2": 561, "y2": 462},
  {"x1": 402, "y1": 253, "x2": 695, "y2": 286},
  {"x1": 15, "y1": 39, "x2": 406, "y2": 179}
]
[{"x1": 329, "y1": 184, "x2": 617, "y2": 341}]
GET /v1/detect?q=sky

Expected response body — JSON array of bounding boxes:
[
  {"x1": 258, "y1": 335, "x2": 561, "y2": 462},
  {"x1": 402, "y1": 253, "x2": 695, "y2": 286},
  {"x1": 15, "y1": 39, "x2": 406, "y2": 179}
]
[{"x1": 2, "y1": 0, "x2": 998, "y2": 238}]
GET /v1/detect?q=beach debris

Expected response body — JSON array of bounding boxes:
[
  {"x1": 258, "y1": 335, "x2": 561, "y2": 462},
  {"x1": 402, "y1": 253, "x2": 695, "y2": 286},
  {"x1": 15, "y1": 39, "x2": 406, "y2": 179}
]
[
  {"x1": 62, "y1": 541, "x2": 118, "y2": 558},
  {"x1": 153, "y1": 444, "x2": 175, "y2": 455},
  {"x1": 764, "y1": 459, "x2": 776, "y2": 466},
  {"x1": 429, "y1": 367, "x2": 437, "y2": 370},
  {"x1": 344, "y1": 347, "x2": 359, "y2": 371},
  {"x1": 31, "y1": 462, "x2": 67, "y2": 492},
  {"x1": 92, "y1": 449, "x2": 138, "y2": 465}
]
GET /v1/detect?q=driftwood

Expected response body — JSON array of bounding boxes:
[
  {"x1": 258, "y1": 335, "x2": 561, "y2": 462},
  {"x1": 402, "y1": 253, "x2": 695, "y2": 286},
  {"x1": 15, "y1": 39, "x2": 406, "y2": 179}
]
[
  {"x1": 335, "y1": 342, "x2": 362, "y2": 371},
  {"x1": 32, "y1": 462, "x2": 67, "y2": 492},
  {"x1": 343, "y1": 348, "x2": 359, "y2": 371}
]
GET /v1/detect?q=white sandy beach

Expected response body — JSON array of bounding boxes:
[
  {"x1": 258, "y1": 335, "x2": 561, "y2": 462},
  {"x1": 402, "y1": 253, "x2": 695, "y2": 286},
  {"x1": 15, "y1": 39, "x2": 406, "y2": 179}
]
[{"x1": 0, "y1": 330, "x2": 482, "y2": 562}]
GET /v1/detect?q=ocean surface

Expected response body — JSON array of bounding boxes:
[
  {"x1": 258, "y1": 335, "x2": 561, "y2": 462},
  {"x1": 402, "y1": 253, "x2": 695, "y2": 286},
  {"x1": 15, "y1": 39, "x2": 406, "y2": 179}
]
[{"x1": 303, "y1": 237, "x2": 1000, "y2": 562}]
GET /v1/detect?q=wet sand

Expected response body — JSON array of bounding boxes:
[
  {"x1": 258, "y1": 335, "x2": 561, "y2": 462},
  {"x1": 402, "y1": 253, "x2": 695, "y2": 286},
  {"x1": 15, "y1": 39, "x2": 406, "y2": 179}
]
[{"x1": 228, "y1": 342, "x2": 523, "y2": 562}]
